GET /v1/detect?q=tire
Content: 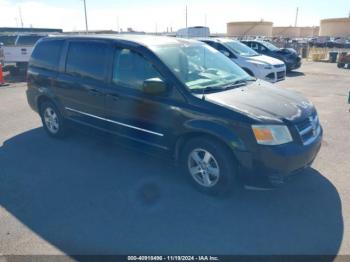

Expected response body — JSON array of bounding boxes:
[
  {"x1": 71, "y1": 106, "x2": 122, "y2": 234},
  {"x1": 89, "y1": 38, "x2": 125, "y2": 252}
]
[
  {"x1": 40, "y1": 101, "x2": 67, "y2": 138},
  {"x1": 337, "y1": 63, "x2": 344, "y2": 68},
  {"x1": 181, "y1": 136, "x2": 238, "y2": 196}
]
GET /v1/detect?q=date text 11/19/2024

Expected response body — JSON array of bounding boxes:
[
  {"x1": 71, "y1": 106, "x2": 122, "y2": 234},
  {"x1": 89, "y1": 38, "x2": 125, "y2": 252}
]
[{"x1": 127, "y1": 256, "x2": 219, "y2": 261}]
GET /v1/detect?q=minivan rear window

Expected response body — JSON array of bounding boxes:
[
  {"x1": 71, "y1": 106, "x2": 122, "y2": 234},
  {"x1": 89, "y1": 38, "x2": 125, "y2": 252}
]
[
  {"x1": 30, "y1": 39, "x2": 64, "y2": 70},
  {"x1": 66, "y1": 41, "x2": 108, "y2": 81}
]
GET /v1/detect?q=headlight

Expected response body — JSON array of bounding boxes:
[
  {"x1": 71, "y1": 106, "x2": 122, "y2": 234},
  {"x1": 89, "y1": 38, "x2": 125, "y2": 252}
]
[{"x1": 252, "y1": 125, "x2": 293, "y2": 145}]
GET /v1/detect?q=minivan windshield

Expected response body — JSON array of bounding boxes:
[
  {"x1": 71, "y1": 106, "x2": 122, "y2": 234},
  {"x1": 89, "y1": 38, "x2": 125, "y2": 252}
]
[
  {"x1": 224, "y1": 40, "x2": 259, "y2": 57},
  {"x1": 152, "y1": 43, "x2": 253, "y2": 92}
]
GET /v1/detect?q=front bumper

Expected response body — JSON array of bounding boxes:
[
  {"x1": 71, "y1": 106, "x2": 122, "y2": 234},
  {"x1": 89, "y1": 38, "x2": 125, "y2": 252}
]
[
  {"x1": 257, "y1": 67, "x2": 286, "y2": 83},
  {"x1": 286, "y1": 57, "x2": 302, "y2": 71},
  {"x1": 236, "y1": 128, "x2": 323, "y2": 188}
]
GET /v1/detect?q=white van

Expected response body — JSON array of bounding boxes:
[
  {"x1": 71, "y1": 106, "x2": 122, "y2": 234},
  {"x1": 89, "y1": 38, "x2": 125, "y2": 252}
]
[
  {"x1": 177, "y1": 26, "x2": 210, "y2": 38},
  {"x1": 199, "y1": 38, "x2": 286, "y2": 83}
]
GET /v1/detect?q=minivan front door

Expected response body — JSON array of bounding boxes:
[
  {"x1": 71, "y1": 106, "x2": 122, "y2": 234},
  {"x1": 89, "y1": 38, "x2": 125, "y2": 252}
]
[
  {"x1": 104, "y1": 48, "x2": 181, "y2": 151},
  {"x1": 54, "y1": 40, "x2": 110, "y2": 128}
]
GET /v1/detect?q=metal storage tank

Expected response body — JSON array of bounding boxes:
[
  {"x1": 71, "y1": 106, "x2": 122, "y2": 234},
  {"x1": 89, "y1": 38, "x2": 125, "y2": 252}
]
[
  {"x1": 299, "y1": 27, "x2": 319, "y2": 37},
  {"x1": 227, "y1": 21, "x2": 273, "y2": 37},
  {"x1": 272, "y1": 27, "x2": 301, "y2": 38},
  {"x1": 320, "y1": 18, "x2": 350, "y2": 37},
  {"x1": 272, "y1": 26, "x2": 319, "y2": 38}
]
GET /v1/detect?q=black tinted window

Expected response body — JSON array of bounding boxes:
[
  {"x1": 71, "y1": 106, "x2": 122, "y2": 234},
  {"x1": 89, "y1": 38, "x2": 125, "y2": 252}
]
[
  {"x1": 16, "y1": 35, "x2": 43, "y2": 45},
  {"x1": 0, "y1": 36, "x2": 17, "y2": 46},
  {"x1": 204, "y1": 41, "x2": 217, "y2": 48},
  {"x1": 243, "y1": 42, "x2": 251, "y2": 47},
  {"x1": 66, "y1": 41, "x2": 108, "y2": 81},
  {"x1": 112, "y1": 49, "x2": 162, "y2": 91},
  {"x1": 30, "y1": 40, "x2": 64, "y2": 70}
]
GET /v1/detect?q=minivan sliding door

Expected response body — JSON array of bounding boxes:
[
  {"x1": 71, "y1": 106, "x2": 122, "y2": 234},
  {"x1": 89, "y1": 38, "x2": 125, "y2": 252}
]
[{"x1": 55, "y1": 40, "x2": 110, "y2": 129}]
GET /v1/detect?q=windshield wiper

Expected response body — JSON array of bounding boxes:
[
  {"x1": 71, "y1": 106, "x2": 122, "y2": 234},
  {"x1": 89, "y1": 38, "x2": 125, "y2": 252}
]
[
  {"x1": 221, "y1": 78, "x2": 256, "y2": 89},
  {"x1": 191, "y1": 78, "x2": 256, "y2": 94},
  {"x1": 191, "y1": 86, "x2": 226, "y2": 94}
]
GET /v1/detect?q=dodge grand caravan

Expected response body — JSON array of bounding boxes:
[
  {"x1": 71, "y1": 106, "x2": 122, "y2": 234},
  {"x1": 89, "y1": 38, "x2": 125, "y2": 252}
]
[{"x1": 26, "y1": 35, "x2": 322, "y2": 194}]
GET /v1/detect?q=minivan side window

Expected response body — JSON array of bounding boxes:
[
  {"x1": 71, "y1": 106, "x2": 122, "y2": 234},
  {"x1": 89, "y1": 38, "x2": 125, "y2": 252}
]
[
  {"x1": 30, "y1": 40, "x2": 64, "y2": 70},
  {"x1": 112, "y1": 49, "x2": 162, "y2": 91},
  {"x1": 66, "y1": 41, "x2": 108, "y2": 81}
]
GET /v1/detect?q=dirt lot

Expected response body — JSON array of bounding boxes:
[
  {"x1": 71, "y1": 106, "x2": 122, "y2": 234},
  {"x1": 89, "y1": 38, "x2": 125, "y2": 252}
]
[{"x1": 0, "y1": 62, "x2": 349, "y2": 257}]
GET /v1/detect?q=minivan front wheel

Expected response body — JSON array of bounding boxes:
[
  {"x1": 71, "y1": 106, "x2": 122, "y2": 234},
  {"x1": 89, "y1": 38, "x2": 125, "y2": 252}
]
[
  {"x1": 182, "y1": 137, "x2": 238, "y2": 195},
  {"x1": 40, "y1": 101, "x2": 66, "y2": 138}
]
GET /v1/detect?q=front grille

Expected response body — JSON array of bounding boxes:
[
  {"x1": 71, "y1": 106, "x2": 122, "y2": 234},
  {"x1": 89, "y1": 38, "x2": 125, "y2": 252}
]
[
  {"x1": 277, "y1": 71, "x2": 285, "y2": 79},
  {"x1": 295, "y1": 113, "x2": 321, "y2": 145},
  {"x1": 274, "y1": 64, "x2": 285, "y2": 68}
]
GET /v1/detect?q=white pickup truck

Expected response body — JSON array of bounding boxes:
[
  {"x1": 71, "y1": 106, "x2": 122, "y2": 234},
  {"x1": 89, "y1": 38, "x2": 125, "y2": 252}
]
[{"x1": 2, "y1": 34, "x2": 46, "y2": 74}]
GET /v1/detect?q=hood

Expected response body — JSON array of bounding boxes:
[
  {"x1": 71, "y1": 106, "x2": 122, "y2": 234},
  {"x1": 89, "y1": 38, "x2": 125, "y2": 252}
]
[
  {"x1": 247, "y1": 54, "x2": 284, "y2": 66},
  {"x1": 204, "y1": 80, "x2": 314, "y2": 123},
  {"x1": 277, "y1": 48, "x2": 298, "y2": 56}
]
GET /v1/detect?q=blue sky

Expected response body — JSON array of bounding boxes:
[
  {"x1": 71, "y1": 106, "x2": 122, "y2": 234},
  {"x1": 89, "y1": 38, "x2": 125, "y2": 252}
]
[{"x1": 1, "y1": 0, "x2": 349, "y2": 32}]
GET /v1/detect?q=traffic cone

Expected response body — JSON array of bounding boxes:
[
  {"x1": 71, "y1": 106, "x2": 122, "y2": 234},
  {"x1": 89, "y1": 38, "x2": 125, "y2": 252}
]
[{"x1": 0, "y1": 64, "x2": 7, "y2": 86}]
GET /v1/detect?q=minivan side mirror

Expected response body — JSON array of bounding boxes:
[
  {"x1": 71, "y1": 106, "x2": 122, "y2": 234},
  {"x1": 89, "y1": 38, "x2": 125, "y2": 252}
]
[{"x1": 142, "y1": 78, "x2": 167, "y2": 95}]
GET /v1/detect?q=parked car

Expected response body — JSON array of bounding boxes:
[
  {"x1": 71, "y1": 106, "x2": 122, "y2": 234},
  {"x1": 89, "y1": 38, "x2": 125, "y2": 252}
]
[
  {"x1": 338, "y1": 52, "x2": 350, "y2": 69},
  {"x1": 3, "y1": 34, "x2": 46, "y2": 74},
  {"x1": 26, "y1": 35, "x2": 322, "y2": 194},
  {"x1": 199, "y1": 38, "x2": 286, "y2": 83},
  {"x1": 176, "y1": 26, "x2": 210, "y2": 38},
  {"x1": 242, "y1": 40, "x2": 302, "y2": 71}
]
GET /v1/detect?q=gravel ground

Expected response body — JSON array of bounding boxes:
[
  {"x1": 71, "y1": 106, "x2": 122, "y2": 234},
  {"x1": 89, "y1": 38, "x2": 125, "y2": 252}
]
[{"x1": 0, "y1": 62, "x2": 349, "y2": 257}]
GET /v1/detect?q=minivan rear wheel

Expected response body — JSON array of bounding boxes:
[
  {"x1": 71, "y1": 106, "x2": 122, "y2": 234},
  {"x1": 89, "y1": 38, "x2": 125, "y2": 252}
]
[
  {"x1": 40, "y1": 101, "x2": 67, "y2": 138},
  {"x1": 181, "y1": 137, "x2": 238, "y2": 196}
]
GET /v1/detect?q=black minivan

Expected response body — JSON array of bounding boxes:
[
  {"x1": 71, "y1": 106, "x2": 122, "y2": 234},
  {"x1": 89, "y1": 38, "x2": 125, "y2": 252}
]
[{"x1": 26, "y1": 35, "x2": 322, "y2": 194}]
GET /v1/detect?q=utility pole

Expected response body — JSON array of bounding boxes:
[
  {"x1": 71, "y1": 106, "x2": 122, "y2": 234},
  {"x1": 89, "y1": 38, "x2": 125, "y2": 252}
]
[
  {"x1": 185, "y1": 5, "x2": 188, "y2": 28},
  {"x1": 294, "y1": 7, "x2": 299, "y2": 27},
  {"x1": 18, "y1": 7, "x2": 24, "y2": 28},
  {"x1": 83, "y1": 0, "x2": 89, "y2": 33}
]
